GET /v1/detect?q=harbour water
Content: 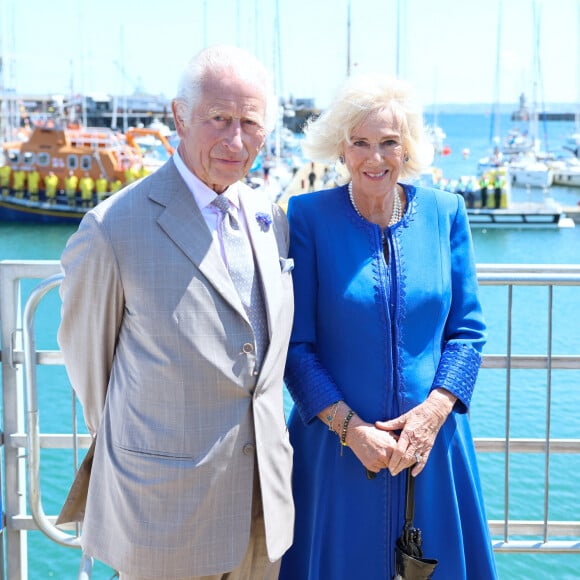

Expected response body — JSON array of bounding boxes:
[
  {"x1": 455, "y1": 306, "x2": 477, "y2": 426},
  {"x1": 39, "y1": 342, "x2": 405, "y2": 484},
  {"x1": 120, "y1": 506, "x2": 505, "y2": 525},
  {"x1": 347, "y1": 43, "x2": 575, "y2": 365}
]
[{"x1": 1, "y1": 112, "x2": 579, "y2": 578}]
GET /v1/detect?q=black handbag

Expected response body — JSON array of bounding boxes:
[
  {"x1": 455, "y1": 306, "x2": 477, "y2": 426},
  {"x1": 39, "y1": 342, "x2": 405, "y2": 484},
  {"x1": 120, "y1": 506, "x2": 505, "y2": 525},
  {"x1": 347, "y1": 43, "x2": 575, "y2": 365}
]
[{"x1": 393, "y1": 468, "x2": 438, "y2": 579}]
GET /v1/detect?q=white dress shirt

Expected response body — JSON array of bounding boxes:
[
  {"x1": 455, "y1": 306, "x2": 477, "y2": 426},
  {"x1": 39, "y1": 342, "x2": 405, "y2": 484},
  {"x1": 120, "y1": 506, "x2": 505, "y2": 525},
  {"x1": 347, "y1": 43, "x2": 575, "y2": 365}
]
[{"x1": 173, "y1": 150, "x2": 252, "y2": 264}]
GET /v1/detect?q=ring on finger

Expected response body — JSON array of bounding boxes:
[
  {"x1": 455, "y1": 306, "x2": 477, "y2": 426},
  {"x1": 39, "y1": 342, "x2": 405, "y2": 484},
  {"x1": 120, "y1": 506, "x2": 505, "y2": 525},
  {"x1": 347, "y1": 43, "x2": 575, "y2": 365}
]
[{"x1": 414, "y1": 452, "x2": 422, "y2": 464}]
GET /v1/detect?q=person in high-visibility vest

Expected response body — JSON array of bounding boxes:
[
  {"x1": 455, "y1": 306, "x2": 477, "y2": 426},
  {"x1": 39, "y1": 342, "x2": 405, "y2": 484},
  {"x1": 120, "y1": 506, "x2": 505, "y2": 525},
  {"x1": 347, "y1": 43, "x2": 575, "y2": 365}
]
[
  {"x1": 110, "y1": 178, "x2": 123, "y2": 195},
  {"x1": 13, "y1": 168, "x2": 26, "y2": 198},
  {"x1": 124, "y1": 165, "x2": 139, "y2": 185},
  {"x1": 96, "y1": 174, "x2": 108, "y2": 203},
  {"x1": 493, "y1": 172, "x2": 503, "y2": 209},
  {"x1": 65, "y1": 170, "x2": 79, "y2": 206},
  {"x1": 27, "y1": 169, "x2": 40, "y2": 202},
  {"x1": 44, "y1": 171, "x2": 59, "y2": 204},
  {"x1": 139, "y1": 164, "x2": 151, "y2": 178},
  {"x1": 79, "y1": 173, "x2": 95, "y2": 208},
  {"x1": 0, "y1": 164, "x2": 11, "y2": 196},
  {"x1": 479, "y1": 174, "x2": 489, "y2": 208},
  {"x1": 494, "y1": 174, "x2": 506, "y2": 209}
]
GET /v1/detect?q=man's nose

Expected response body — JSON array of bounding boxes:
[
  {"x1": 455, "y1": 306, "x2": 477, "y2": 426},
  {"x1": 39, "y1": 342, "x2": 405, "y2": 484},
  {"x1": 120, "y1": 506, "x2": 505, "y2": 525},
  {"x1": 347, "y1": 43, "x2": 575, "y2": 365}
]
[{"x1": 223, "y1": 120, "x2": 243, "y2": 150}]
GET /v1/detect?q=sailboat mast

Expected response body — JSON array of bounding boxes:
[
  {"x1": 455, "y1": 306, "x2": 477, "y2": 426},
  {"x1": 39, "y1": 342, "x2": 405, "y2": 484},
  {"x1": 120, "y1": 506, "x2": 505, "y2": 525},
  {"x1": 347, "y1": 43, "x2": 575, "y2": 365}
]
[
  {"x1": 273, "y1": 0, "x2": 283, "y2": 159},
  {"x1": 346, "y1": 0, "x2": 351, "y2": 76},
  {"x1": 203, "y1": 0, "x2": 208, "y2": 46},
  {"x1": 396, "y1": 0, "x2": 401, "y2": 78},
  {"x1": 530, "y1": 0, "x2": 541, "y2": 151},
  {"x1": 0, "y1": 0, "x2": 6, "y2": 143},
  {"x1": 0, "y1": 0, "x2": 17, "y2": 143},
  {"x1": 577, "y1": 0, "x2": 580, "y2": 133},
  {"x1": 490, "y1": 0, "x2": 502, "y2": 146}
]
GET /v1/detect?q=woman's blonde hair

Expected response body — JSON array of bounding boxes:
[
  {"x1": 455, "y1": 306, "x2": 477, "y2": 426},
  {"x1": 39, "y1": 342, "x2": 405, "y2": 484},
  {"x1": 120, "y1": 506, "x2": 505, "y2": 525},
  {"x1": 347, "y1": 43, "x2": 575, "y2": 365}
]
[{"x1": 301, "y1": 73, "x2": 433, "y2": 181}]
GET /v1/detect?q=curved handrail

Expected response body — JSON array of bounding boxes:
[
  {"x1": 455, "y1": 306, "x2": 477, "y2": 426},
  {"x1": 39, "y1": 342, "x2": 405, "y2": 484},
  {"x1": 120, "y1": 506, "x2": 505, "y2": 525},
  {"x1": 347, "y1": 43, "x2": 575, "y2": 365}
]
[{"x1": 22, "y1": 272, "x2": 82, "y2": 549}]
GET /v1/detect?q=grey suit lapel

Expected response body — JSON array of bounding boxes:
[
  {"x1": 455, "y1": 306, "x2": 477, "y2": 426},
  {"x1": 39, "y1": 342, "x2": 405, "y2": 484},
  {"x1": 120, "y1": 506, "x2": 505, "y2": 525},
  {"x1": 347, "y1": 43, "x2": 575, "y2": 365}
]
[
  {"x1": 239, "y1": 189, "x2": 280, "y2": 338},
  {"x1": 152, "y1": 161, "x2": 248, "y2": 320}
]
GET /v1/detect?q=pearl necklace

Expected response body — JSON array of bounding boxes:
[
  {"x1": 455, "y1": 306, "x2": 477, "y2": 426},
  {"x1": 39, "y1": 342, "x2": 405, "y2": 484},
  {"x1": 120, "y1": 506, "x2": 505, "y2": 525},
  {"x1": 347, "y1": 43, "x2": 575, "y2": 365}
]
[{"x1": 348, "y1": 181, "x2": 403, "y2": 227}]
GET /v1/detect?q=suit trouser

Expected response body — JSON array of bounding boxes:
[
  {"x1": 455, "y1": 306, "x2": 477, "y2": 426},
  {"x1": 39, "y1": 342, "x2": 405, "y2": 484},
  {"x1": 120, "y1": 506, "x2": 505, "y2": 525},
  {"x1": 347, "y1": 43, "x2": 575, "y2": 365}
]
[{"x1": 119, "y1": 459, "x2": 281, "y2": 580}]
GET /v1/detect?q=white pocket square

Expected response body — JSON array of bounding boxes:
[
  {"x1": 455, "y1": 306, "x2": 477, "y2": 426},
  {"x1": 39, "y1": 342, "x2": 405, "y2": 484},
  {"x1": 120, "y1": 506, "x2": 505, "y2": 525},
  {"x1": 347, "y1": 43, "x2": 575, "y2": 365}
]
[{"x1": 280, "y1": 257, "x2": 294, "y2": 273}]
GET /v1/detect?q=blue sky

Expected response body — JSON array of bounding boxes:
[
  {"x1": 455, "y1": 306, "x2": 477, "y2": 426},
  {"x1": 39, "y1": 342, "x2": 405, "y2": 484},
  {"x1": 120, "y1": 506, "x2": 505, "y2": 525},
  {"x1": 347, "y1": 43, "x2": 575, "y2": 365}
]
[{"x1": 1, "y1": 0, "x2": 579, "y2": 109}]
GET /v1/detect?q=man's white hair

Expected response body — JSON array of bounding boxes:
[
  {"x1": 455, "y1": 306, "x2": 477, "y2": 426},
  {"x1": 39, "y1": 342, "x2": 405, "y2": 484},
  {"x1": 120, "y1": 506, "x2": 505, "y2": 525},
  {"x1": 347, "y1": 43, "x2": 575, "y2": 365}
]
[{"x1": 173, "y1": 45, "x2": 278, "y2": 133}]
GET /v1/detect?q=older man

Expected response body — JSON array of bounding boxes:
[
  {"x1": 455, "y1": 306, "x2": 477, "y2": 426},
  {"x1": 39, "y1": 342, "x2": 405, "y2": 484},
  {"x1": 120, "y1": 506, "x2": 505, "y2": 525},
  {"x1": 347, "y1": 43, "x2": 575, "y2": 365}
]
[{"x1": 58, "y1": 45, "x2": 294, "y2": 580}]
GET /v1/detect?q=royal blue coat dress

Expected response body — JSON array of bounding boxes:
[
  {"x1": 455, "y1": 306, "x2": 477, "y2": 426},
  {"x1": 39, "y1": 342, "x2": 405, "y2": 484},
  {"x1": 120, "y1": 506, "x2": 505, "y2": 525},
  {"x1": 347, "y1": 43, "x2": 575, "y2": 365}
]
[{"x1": 280, "y1": 184, "x2": 498, "y2": 579}]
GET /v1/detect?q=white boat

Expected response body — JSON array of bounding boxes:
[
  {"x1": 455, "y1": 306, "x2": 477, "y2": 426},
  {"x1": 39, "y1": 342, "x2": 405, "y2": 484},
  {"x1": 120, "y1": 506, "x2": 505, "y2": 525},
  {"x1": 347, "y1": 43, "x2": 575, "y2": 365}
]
[
  {"x1": 477, "y1": 153, "x2": 554, "y2": 189},
  {"x1": 479, "y1": 0, "x2": 554, "y2": 190},
  {"x1": 507, "y1": 157, "x2": 554, "y2": 188},
  {"x1": 550, "y1": 157, "x2": 580, "y2": 187},
  {"x1": 564, "y1": 131, "x2": 580, "y2": 156},
  {"x1": 502, "y1": 127, "x2": 535, "y2": 155},
  {"x1": 425, "y1": 124, "x2": 447, "y2": 156}
]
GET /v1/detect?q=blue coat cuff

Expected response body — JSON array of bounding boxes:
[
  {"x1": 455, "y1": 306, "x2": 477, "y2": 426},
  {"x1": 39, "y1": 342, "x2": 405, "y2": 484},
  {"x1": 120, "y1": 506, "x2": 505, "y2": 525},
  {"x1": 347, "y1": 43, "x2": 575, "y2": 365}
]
[
  {"x1": 285, "y1": 344, "x2": 342, "y2": 424},
  {"x1": 432, "y1": 342, "x2": 482, "y2": 413}
]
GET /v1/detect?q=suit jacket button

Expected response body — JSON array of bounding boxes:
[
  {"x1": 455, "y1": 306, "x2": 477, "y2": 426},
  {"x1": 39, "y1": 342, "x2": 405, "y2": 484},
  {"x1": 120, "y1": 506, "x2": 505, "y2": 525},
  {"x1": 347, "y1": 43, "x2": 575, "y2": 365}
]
[
  {"x1": 243, "y1": 443, "x2": 255, "y2": 456},
  {"x1": 242, "y1": 343, "x2": 254, "y2": 354}
]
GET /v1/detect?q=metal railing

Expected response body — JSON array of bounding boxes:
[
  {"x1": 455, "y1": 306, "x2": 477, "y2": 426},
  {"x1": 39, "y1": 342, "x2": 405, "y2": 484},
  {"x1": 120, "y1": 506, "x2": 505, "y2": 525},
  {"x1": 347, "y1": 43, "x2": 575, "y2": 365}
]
[
  {"x1": 0, "y1": 261, "x2": 94, "y2": 579},
  {"x1": 0, "y1": 260, "x2": 579, "y2": 579},
  {"x1": 475, "y1": 264, "x2": 580, "y2": 553}
]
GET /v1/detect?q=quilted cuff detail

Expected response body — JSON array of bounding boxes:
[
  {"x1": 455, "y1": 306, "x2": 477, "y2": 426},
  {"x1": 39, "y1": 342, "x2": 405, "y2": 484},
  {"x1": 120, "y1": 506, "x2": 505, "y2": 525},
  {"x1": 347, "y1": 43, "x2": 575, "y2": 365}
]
[
  {"x1": 285, "y1": 356, "x2": 342, "y2": 425},
  {"x1": 432, "y1": 342, "x2": 482, "y2": 412}
]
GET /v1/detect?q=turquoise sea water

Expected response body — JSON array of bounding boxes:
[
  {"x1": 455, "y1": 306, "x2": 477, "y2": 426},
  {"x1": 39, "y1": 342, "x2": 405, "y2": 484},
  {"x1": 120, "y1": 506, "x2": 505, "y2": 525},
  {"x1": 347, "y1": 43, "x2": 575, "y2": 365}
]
[{"x1": 1, "y1": 113, "x2": 579, "y2": 578}]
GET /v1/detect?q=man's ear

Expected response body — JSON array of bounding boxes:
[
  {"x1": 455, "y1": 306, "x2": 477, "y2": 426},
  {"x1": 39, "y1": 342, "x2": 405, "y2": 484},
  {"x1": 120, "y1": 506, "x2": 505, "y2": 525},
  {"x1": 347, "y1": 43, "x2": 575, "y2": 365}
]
[{"x1": 171, "y1": 100, "x2": 187, "y2": 134}]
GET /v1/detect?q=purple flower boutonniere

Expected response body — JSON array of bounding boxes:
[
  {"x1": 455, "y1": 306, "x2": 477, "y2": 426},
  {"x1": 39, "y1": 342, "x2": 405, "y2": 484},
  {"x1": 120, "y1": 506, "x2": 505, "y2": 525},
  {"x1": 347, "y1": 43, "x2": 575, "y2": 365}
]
[{"x1": 255, "y1": 212, "x2": 272, "y2": 232}]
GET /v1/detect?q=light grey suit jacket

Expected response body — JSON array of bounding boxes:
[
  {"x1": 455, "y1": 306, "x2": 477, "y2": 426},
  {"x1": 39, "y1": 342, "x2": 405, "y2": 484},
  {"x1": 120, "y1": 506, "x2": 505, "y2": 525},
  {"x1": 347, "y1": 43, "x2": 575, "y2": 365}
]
[{"x1": 58, "y1": 159, "x2": 295, "y2": 578}]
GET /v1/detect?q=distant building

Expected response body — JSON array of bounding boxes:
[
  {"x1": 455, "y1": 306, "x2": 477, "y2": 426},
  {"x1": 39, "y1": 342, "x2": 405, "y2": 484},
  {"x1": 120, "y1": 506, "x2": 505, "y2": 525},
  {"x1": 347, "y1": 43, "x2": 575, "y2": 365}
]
[
  {"x1": 511, "y1": 92, "x2": 576, "y2": 122},
  {"x1": 0, "y1": 92, "x2": 174, "y2": 131}
]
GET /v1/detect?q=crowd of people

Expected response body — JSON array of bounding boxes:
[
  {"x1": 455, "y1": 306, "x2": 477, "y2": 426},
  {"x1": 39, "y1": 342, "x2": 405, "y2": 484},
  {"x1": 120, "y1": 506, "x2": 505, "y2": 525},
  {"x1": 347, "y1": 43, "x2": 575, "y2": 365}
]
[
  {"x1": 0, "y1": 164, "x2": 138, "y2": 207},
  {"x1": 434, "y1": 170, "x2": 508, "y2": 209},
  {"x1": 56, "y1": 44, "x2": 498, "y2": 579}
]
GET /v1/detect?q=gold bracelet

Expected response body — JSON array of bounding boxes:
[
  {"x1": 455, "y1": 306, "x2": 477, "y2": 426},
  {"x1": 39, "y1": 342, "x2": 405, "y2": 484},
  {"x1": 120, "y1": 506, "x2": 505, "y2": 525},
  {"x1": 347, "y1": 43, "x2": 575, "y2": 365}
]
[
  {"x1": 340, "y1": 410, "x2": 355, "y2": 447},
  {"x1": 325, "y1": 401, "x2": 340, "y2": 431}
]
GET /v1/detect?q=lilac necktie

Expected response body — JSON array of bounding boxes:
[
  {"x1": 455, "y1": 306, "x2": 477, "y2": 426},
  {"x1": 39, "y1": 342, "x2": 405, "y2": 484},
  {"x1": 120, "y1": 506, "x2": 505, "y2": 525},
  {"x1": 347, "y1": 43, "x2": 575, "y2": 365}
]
[{"x1": 212, "y1": 194, "x2": 268, "y2": 364}]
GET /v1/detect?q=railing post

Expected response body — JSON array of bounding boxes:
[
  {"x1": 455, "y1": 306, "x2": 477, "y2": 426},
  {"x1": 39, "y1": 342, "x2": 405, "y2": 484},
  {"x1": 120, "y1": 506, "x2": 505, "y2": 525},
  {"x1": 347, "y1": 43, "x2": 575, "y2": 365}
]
[
  {"x1": 543, "y1": 284, "x2": 554, "y2": 543},
  {"x1": 0, "y1": 467, "x2": 5, "y2": 580},
  {"x1": 503, "y1": 284, "x2": 513, "y2": 543},
  {"x1": 22, "y1": 273, "x2": 81, "y2": 548},
  {"x1": 0, "y1": 262, "x2": 29, "y2": 580}
]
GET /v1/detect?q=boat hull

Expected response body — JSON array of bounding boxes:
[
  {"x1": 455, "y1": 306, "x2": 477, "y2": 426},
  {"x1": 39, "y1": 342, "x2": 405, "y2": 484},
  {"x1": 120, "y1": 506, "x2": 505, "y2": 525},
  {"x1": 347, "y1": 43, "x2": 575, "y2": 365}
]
[
  {"x1": 467, "y1": 207, "x2": 570, "y2": 229},
  {"x1": 0, "y1": 196, "x2": 86, "y2": 224},
  {"x1": 508, "y1": 165, "x2": 554, "y2": 188},
  {"x1": 552, "y1": 171, "x2": 580, "y2": 188}
]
